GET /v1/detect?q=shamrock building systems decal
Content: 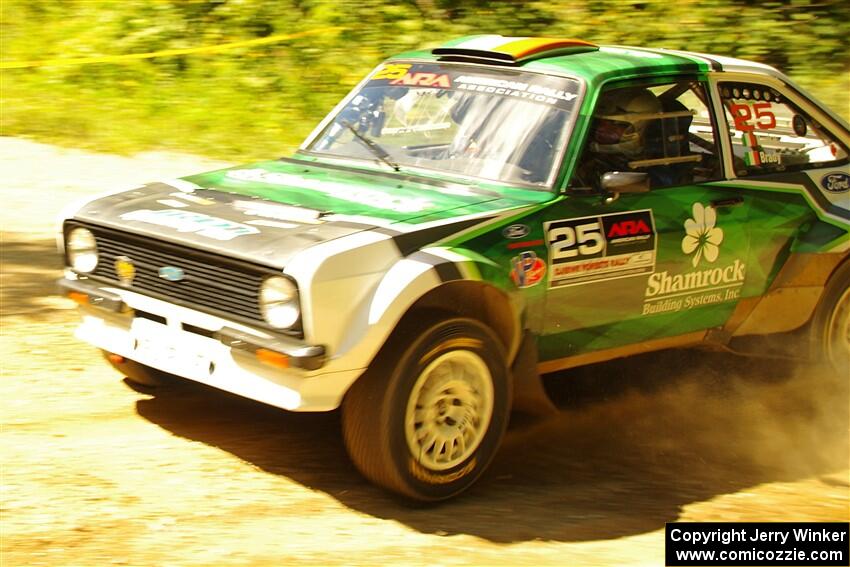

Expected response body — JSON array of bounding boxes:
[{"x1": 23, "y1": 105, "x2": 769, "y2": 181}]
[{"x1": 643, "y1": 202, "x2": 746, "y2": 315}]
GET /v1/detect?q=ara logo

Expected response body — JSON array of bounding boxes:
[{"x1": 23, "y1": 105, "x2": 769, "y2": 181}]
[
  {"x1": 502, "y1": 224, "x2": 530, "y2": 239},
  {"x1": 390, "y1": 72, "x2": 451, "y2": 88},
  {"x1": 821, "y1": 172, "x2": 850, "y2": 193},
  {"x1": 158, "y1": 266, "x2": 185, "y2": 282},
  {"x1": 607, "y1": 219, "x2": 651, "y2": 237}
]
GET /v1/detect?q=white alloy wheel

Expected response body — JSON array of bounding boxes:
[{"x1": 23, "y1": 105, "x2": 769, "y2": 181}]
[
  {"x1": 341, "y1": 316, "x2": 510, "y2": 501},
  {"x1": 824, "y1": 285, "x2": 850, "y2": 370},
  {"x1": 404, "y1": 350, "x2": 494, "y2": 471}
]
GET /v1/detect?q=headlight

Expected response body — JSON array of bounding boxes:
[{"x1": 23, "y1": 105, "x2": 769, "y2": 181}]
[
  {"x1": 67, "y1": 227, "x2": 98, "y2": 273},
  {"x1": 260, "y1": 276, "x2": 299, "y2": 329}
]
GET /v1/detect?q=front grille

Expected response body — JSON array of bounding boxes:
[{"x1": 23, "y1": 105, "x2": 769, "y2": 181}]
[{"x1": 69, "y1": 222, "x2": 284, "y2": 331}]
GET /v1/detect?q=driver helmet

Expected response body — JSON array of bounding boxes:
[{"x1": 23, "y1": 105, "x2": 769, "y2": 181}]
[{"x1": 590, "y1": 88, "x2": 661, "y2": 158}]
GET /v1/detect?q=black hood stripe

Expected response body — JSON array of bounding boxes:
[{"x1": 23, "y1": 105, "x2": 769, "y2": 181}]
[
  {"x1": 387, "y1": 216, "x2": 495, "y2": 257},
  {"x1": 408, "y1": 251, "x2": 463, "y2": 282}
]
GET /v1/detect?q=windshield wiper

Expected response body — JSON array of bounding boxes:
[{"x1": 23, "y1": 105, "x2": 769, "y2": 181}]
[{"x1": 343, "y1": 121, "x2": 400, "y2": 172}]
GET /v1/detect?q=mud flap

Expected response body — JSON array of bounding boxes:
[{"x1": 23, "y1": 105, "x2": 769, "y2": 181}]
[{"x1": 510, "y1": 330, "x2": 558, "y2": 416}]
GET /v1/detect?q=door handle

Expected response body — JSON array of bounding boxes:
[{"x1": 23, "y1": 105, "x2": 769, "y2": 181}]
[{"x1": 710, "y1": 196, "x2": 744, "y2": 209}]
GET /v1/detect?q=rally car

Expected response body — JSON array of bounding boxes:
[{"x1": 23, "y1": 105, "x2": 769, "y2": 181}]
[{"x1": 59, "y1": 36, "x2": 850, "y2": 501}]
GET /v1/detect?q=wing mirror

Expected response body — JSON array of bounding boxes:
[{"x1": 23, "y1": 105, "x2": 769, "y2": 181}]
[{"x1": 601, "y1": 171, "x2": 650, "y2": 194}]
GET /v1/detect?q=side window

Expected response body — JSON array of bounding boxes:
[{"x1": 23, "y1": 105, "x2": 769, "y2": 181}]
[
  {"x1": 718, "y1": 82, "x2": 848, "y2": 176},
  {"x1": 572, "y1": 80, "x2": 722, "y2": 191}
]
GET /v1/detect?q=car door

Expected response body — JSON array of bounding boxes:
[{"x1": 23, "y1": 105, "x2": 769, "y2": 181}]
[
  {"x1": 708, "y1": 76, "x2": 850, "y2": 305},
  {"x1": 539, "y1": 78, "x2": 753, "y2": 361}
]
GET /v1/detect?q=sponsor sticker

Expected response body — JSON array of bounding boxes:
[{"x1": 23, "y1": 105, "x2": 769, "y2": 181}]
[
  {"x1": 163, "y1": 178, "x2": 202, "y2": 193},
  {"x1": 119, "y1": 209, "x2": 260, "y2": 241},
  {"x1": 545, "y1": 210, "x2": 656, "y2": 288},
  {"x1": 507, "y1": 239, "x2": 544, "y2": 250},
  {"x1": 510, "y1": 251, "x2": 546, "y2": 289},
  {"x1": 729, "y1": 102, "x2": 777, "y2": 132},
  {"x1": 643, "y1": 202, "x2": 746, "y2": 315},
  {"x1": 681, "y1": 203, "x2": 723, "y2": 267},
  {"x1": 368, "y1": 64, "x2": 580, "y2": 111},
  {"x1": 643, "y1": 261, "x2": 746, "y2": 314},
  {"x1": 390, "y1": 71, "x2": 451, "y2": 88},
  {"x1": 234, "y1": 200, "x2": 323, "y2": 224},
  {"x1": 372, "y1": 63, "x2": 411, "y2": 81},
  {"x1": 114, "y1": 256, "x2": 135, "y2": 286},
  {"x1": 156, "y1": 199, "x2": 189, "y2": 208},
  {"x1": 171, "y1": 192, "x2": 216, "y2": 206},
  {"x1": 226, "y1": 169, "x2": 433, "y2": 213},
  {"x1": 820, "y1": 172, "x2": 850, "y2": 194}
]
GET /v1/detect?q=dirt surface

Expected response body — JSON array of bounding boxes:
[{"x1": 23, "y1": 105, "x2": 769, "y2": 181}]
[{"x1": 1, "y1": 137, "x2": 848, "y2": 566}]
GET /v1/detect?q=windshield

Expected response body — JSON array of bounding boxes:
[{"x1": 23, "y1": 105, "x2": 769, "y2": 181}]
[{"x1": 305, "y1": 62, "x2": 581, "y2": 188}]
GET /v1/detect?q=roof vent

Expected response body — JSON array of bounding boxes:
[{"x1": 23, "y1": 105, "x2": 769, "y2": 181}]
[{"x1": 433, "y1": 35, "x2": 598, "y2": 65}]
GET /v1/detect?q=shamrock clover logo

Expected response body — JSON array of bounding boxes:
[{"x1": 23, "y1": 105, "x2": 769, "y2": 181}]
[{"x1": 681, "y1": 203, "x2": 724, "y2": 267}]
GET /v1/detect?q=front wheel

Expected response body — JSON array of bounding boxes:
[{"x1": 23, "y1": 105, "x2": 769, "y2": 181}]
[
  {"x1": 342, "y1": 317, "x2": 511, "y2": 502},
  {"x1": 811, "y1": 261, "x2": 850, "y2": 373}
]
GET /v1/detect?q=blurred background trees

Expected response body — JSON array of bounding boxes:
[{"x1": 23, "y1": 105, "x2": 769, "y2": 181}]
[{"x1": 1, "y1": 0, "x2": 848, "y2": 159}]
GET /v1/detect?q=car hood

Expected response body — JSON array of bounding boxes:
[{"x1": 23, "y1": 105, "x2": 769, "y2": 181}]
[{"x1": 71, "y1": 159, "x2": 548, "y2": 268}]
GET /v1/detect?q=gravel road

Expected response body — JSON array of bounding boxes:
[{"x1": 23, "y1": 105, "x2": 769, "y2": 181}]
[{"x1": 1, "y1": 137, "x2": 847, "y2": 566}]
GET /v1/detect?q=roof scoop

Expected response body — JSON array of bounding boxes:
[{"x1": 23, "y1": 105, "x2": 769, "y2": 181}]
[{"x1": 433, "y1": 35, "x2": 598, "y2": 65}]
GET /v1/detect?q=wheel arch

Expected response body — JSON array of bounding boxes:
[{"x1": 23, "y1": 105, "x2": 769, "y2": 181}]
[
  {"x1": 330, "y1": 251, "x2": 526, "y2": 412},
  {"x1": 730, "y1": 251, "x2": 849, "y2": 337},
  {"x1": 400, "y1": 279, "x2": 523, "y2": 364}
]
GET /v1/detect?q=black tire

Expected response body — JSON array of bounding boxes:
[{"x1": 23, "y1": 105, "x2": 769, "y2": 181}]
[
  {"x1": 101, "y1": 350, "x2": 178, "y2": 388},
  {"x1": 341, "y1": 316, "x2": 511, "y2": 502},
  {"x1": 810, "y1": 261, "x2": 850, "y2": 373}
]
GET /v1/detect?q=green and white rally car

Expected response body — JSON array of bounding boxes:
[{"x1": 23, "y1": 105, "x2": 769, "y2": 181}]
[{"x1": 59, "y1": 36, "x2": 850, "y2": 501}]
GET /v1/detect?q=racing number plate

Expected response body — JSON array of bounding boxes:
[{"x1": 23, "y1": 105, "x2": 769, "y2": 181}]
[
  {"x1": 131, "y1": 318, "x2": 210, "y2": 375},
  {"x1": 545, "y1": 209, "x2": 657, "y2": 288}
]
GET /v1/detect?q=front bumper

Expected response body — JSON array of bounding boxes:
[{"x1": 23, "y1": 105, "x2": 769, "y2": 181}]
[{"x1": 59, "y1": 277, "x2": 360, "y2": 411}]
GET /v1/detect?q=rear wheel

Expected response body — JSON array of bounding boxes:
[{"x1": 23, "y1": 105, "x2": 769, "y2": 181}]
[
  {"x1": 342, "y1": 317, "x2": 511, "y2": 502},
  {"x1": 811, "y1": 261, "x2": 850, "y2": 373},
  {"x1": 101, "y1": 350, "x2": 178, "y2": 388}
]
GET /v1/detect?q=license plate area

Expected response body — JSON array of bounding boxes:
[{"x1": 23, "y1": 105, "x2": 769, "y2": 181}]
[{"x1": 130, "y1": 317, "x2": 212, "y2": 376}]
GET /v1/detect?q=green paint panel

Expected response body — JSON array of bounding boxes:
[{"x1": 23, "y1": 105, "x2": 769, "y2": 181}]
[{"x1": 183, "y1": 160, "x2": 544, "y2": 225}]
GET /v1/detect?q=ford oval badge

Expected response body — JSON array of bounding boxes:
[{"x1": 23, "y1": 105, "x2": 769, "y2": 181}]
[
  {"x1": 158, "y1": 266, "x2": 185, "y2": 282},
  {"x1": 821, "y1": 172, "x2": 850, "y2": 193},
  {"x1": 502, "y1": 224, "x2": 530, "y2": 239}
]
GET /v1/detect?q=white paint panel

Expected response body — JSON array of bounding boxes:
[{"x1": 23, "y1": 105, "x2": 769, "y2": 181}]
[
  {"x1": 74, "y1": 311, "x2": 354, "y2": 411},
  {"x1": 286, "y1": 230, "x2": 398, "y2": 347},
  {"x1": 368, "y1": 258, "x2": 438, "y2": 324},
  {"x1": 329, "y1": 261, "x2": 442, "y2": 371}
]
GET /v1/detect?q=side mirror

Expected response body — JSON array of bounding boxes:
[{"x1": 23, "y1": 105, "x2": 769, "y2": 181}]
[{"x1": 601, "y1": 171, "x2": 650, "y2": 194}]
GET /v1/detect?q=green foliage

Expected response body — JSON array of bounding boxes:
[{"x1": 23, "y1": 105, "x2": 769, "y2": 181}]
[{"x1": 1, "y1": 0, "x2": 847, "y2": 160}]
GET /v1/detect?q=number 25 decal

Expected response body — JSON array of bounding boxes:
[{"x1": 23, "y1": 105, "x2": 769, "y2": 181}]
[
  {"x1": 549, "y1": 221, "x2": 604, "y2": 260},
  {"x1": 730, "y1": 102, "x2": 776, "y2": 132}
]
